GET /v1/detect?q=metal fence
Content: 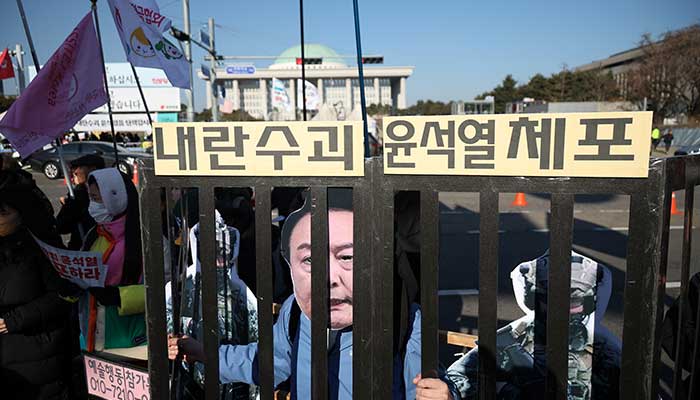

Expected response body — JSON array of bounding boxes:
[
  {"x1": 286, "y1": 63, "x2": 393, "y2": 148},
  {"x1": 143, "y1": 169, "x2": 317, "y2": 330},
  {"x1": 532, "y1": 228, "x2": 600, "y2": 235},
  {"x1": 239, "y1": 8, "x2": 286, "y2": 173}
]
[
  {"x1": 662, "y1": 155, "x2": 700, "y2": 400},
  {"x1": 137, "y1": 154, "x2": 699, "y2": 400}
]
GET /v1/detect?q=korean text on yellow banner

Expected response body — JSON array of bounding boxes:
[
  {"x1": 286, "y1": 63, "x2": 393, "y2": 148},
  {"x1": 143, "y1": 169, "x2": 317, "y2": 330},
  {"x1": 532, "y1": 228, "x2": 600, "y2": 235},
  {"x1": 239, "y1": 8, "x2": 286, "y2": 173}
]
[
  {"x1": 153, "y1": 121, "x2": 365, "y2": 176},
  {"x1": 382, "y1": 112, "x2": 653, "y2": 177}
]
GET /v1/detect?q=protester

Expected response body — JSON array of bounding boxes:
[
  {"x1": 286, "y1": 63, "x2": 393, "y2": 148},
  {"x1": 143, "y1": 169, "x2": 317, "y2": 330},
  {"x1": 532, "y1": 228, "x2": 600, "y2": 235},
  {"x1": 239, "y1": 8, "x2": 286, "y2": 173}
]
[
  {"x1": 663, "y1": 129, "x2": 674, "y2": 154},
  {"x1": 439, "y1": 250, "x2": 621, "y2": 400},
  {"x1": 166, "y1": 210, "x2": 258, "y2": 399},
  {"x1": 0, "y1": 170, "x2": 73, "y2": 399},
  {"x1": 61, "y1": 168, "x2": 147, "y2": 357},
  {"x1": 99, "y1": 132, "x2": 113, "y2": 143},
  {"x1": 214, "y1": 187, "x2": 290, "y2": 300},
  {"x1": 0, "y1": 153, "x2": 22, "y2": 171},
  {"x1": 168, "y1": 189, "x2": 458, "y2": 399},
  {"x1": 56, "y1": 154, "x2": 105, "y2": 250},
  {"x1": 651, "y1": 126, "x2": 661, "y2": 152}
]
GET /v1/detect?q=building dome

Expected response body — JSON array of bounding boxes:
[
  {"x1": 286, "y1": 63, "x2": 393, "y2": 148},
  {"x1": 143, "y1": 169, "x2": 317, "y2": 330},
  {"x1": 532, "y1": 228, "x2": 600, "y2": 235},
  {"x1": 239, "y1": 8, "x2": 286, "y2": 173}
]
[{"x1": 270, "y1": 44, "x2": 346, "y2": 69}]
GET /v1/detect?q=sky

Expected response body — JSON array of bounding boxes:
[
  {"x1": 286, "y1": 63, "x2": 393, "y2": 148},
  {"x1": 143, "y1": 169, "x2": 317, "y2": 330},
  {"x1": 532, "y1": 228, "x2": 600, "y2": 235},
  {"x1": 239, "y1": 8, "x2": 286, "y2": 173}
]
[{"x1": 1, "y1": 0, "x2": 699, "y2": 110}]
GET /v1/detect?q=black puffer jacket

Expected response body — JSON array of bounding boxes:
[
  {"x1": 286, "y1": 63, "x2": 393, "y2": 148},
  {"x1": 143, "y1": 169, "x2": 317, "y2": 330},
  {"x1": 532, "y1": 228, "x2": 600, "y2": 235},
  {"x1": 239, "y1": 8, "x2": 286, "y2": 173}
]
[
  {"x1": 0, "y1": 228, "x2": 72, "y2": 399},
  {"x1": 56, "y1": 183, "x2": 95, "y2": 250}
]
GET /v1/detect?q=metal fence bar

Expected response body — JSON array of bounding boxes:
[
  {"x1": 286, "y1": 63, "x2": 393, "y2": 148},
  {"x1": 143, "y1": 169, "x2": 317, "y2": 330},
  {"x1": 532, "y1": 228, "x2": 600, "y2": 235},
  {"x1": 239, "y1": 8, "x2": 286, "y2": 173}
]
[
  {"x1": 621, "y1": 162, "x2": 666, "y2": 399},
  {"x1": 690, "y1": 282, "x2": 700, "y2": 399},
  {"x1": 164, "y1": 186, "x2": 182, "y2": 400},
  {"x1": 421, "y1": 190, "x2": 440, "y2": 377},
  {"x1": 254, "y1": 185, "x2": 274, "y2": 400},
  {"x1": 545, "y1": 193, "x2": 574, "y2": 400},
  {"x1": 353, "y1": 181, "x2": 373, "y2": 399},
  {"x1": 375, "y1": 183, "x2": 394, "y2": 399},
  {"x1": 138, "y1": 177, "x2": 168, "y2": 399},
  {"x1": 310, "y1": 186, "x2": 329, "y2": 400},
  {"x1": 679, "y1": 156, "x2": 700, "y2": 399},
  {"x1": 478, "y1": 190, "x2": 499, "y2": 400},
  {"x1": 197, "y1": 187, "x2": 219, "y2": 400},
  {"x1": 672, "y1": 183, "x2": 695, "y2": 399}
]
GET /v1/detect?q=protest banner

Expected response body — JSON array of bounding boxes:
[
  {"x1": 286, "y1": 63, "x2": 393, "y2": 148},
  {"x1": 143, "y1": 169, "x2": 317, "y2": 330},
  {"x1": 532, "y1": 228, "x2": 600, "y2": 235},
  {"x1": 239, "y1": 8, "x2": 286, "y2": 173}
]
[
  {"x1": 75, "y1": 113, "x2": 156, "y2": 132},
  {"x1": 383, "y1": 112, "x2": 653, "y2": 177},
  {"x1": 153, "y1": 121, "x2": 364, "y2": 176},
  {"x1": 84, "y1": 354, "x2": 150, "y2": 400},
  {"x1": 107, "y1": 0, "x2": 190, "y2": 89},
  {"x1": 0, "y1": 12, "x2": 108, "y2": 158},
  {"x1": 32, "y1": 234, "x2": 108, "y2": 289}
]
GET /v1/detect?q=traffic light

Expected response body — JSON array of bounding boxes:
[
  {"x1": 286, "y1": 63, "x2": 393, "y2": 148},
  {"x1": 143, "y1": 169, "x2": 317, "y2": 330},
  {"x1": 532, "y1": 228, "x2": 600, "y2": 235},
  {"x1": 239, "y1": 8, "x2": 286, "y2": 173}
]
[
  {"x1": 361, "y1": 56, "x2": 383, "y2": 64},
  {"x1": 170, "y1": 27, "x2": 190, "y2": 42},
  {"x1": 296, "y1": 58, "x2": 323, "y2": 65}
]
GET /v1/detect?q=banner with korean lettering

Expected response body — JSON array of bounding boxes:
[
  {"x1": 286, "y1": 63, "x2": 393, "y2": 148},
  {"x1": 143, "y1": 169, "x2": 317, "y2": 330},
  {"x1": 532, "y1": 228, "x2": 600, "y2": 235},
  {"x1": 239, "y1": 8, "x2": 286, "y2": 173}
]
[
  {"x1": 383, "y1": 112, "x2": 653, "y2": 177},
  {"x1": 84, "y1": 354, "x2": 149, "y2": 400},
  {"x1": 153, "y1": 121, "x2": 364, "y2": 176},
  {"x1": 32, "y1": 234, "x2": 108, "y2": 289}
]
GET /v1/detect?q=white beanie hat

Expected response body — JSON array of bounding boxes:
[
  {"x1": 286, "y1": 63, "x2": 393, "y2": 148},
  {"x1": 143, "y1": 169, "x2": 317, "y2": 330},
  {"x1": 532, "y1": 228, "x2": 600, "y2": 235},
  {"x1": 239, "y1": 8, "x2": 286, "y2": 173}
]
[{"x1": 89, "y1": 168, "x2": 128, "y2": 217}]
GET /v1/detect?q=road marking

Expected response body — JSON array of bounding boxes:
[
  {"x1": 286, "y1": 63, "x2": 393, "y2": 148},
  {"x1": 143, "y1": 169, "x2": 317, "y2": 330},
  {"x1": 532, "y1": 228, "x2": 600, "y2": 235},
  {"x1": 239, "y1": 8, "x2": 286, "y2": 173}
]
[{"x1": 438, "y1": 289, "x2": 479, "y2": 296}]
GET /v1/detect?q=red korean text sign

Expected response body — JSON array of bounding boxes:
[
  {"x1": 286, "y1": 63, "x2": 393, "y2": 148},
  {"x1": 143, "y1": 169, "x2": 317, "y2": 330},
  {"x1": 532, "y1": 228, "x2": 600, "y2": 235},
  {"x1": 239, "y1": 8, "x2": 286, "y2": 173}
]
[
  {"x1": 84, "y1": 354, "x2": 150, "y2": 400},
  {"x1": 32, "y1": 234, "x2": 108, "y2": 289}
]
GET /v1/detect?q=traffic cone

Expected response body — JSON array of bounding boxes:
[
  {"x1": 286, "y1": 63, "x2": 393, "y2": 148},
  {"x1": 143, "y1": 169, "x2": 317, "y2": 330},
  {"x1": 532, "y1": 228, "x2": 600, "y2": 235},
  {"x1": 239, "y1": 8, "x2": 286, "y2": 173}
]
[
  {"x1": 671, "y1": 192, "x2": 682, "y2": 215},
  {"x1": 132, "y1": 162, "x2": 139, "y2": 187},
  {"x1": 511, "y1": 192, "x2": 528, "y2": 207}
]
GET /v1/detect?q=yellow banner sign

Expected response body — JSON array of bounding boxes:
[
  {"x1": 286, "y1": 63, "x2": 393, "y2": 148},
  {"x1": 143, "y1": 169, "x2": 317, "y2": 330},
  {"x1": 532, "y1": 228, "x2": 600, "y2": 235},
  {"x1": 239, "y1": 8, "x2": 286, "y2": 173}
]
[
  {"x1": 153, "y1": 121, "x2": 365, "y2": 176},
  {"x1": 383, "y1": 112, "x2": 653, "y2": 177}
]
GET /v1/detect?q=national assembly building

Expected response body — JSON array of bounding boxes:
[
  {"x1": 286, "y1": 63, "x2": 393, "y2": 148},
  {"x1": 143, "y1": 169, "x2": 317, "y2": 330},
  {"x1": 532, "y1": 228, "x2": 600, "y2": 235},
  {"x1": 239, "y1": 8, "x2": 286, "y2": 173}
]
[{"x1": 205, "y1": 44, "x2": 414, "y2": 120}]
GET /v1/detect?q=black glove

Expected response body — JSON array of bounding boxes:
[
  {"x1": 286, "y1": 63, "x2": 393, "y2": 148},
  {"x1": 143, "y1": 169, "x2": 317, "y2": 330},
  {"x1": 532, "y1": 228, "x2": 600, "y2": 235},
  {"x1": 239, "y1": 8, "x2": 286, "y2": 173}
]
[
  {"x1": 57, "y1": 280, "x2": 83, "y2": 303},
  {"x1": 89, "y1": 286, "x2": 121, "y2": 307}
]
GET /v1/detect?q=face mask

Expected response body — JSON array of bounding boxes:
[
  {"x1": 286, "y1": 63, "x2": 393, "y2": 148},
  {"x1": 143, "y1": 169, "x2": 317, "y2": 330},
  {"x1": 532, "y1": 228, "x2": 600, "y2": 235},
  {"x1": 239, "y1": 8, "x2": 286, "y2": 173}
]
[{"x1": 89, "y1": 201, "x2": 113, "y2": 223}]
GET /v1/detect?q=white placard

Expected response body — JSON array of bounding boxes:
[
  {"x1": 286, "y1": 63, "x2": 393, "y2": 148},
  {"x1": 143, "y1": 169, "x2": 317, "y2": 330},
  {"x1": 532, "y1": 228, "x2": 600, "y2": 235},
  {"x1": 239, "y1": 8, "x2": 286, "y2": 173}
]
[{"x1": 32, "y1": 234, "x2": 108, "y2": 289}]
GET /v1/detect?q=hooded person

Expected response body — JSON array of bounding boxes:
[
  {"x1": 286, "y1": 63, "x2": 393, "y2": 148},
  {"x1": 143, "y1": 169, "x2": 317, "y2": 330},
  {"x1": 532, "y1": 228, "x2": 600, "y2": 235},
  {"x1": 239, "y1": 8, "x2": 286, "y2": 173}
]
[
  {"x1": 0, "y1": 170, "x2": 73, "y2": 399},
  {"x1": 56, "y1": 154, "x2": 105, "y2": 250},
  {"x1": 168, "y1": 188, "x2": 459, "y2": 400},
  {"x1": 443, "y1": 250, "x2": 621, "y2": 400},
  {"x1": 67, "y1": 168, "x2": 147, "y2": 358},
  {"x1": 165, "y1": 210, "x2": 259, "y2": 399}
]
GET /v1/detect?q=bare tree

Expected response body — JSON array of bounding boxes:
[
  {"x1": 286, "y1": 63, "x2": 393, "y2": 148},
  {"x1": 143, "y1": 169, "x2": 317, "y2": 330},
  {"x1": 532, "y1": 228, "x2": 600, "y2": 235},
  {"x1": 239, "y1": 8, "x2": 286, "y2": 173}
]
[{"x1": 628, "y1": 25, "x2": 700, "y2": 123}]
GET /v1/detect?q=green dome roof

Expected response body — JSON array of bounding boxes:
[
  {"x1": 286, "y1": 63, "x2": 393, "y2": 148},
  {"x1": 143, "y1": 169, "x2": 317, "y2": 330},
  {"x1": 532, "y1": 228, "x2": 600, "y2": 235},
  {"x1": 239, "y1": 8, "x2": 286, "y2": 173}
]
[{"x1": 272, "y1": 44, "x2": 346, "y2": 67}]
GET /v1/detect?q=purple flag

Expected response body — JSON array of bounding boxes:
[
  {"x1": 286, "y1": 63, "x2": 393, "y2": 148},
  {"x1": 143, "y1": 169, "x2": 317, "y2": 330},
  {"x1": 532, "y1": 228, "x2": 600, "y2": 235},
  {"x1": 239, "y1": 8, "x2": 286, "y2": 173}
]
[{"x1": 0, "y1": 12, "x2": 107, "y2": 158}]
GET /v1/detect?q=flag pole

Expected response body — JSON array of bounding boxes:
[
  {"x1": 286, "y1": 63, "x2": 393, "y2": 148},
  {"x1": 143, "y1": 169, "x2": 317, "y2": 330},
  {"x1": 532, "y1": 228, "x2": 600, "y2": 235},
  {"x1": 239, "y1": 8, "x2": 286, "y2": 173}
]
[
  {"x1": 91, "y1": 0, "x2": 119, "y2": 163},
  {"x1": 299, "y1": 0, "x2": 307, "y2": 121},
  {"x1": 352, "y1": 0, "x2": 370, "y2": 158},
  {"x1": 15, "y1": 0, "x2": 76, "y2": 198},
  {"x1": 129, "y1": 63, "x2": 154, "y2": 128}
]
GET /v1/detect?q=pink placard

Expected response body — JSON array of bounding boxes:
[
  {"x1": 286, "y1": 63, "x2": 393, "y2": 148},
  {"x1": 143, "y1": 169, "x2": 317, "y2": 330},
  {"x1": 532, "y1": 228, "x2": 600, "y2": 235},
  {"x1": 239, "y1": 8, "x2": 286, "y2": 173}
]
[{"x1": 84, "y1": 354, "x2": 150, "y2": 400}]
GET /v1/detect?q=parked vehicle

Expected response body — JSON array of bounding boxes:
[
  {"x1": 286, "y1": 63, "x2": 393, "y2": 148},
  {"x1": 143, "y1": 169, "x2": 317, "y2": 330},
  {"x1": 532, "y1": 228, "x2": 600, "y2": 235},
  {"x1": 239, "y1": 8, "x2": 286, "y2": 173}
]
[
  {"x1": 26, "y1": 141, "x2": 151, "y2": 179},
  {"x1": 674, "y1": 144, "x2": 700, "y2": 156},
  {"x1": 0, "y1": 139, "x2": 25, "y2": 169}
]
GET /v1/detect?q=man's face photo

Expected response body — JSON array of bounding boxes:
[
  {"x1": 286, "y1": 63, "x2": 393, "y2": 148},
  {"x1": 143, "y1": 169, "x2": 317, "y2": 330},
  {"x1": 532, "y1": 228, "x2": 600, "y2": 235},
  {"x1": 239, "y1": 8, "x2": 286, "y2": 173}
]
[{"x1": 288, "y1": 209, "x2": 354, "y2": 330}]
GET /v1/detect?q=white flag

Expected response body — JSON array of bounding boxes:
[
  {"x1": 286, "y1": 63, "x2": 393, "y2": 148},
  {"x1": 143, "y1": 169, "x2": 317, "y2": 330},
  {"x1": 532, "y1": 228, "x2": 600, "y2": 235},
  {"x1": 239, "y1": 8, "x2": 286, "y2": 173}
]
[
  {"x1": 108, "y1": 0, "x2": 190, "y2": 89},
  {"x1": 296, "y1": 79, "x2": 319, "y2": 111},
  {"x1": 271, "y1": 78, "x2": 292, "y2": 112}
]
